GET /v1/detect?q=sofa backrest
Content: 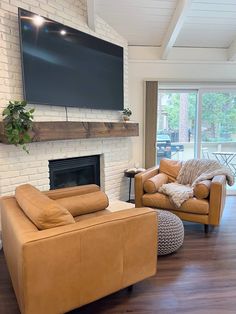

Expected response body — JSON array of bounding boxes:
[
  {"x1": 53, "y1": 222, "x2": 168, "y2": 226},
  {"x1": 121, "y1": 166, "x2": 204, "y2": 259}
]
[{"x1": 159, "y1": 158, "x2": 182, "y2": 182}]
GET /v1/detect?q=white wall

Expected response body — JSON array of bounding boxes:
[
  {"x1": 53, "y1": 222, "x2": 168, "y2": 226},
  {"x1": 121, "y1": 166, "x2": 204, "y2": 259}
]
[
  {"x1": 0, "y1": 0, "x2": 132, "y2": 199},
  {"x1": 128, "y1": 46, "x2": 236, "y2": 166}
]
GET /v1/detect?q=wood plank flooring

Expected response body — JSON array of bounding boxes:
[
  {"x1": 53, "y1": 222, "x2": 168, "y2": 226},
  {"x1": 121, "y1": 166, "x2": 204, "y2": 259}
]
[{"x1": 0, "y1": 196, "x2": 236, "y2": 314}]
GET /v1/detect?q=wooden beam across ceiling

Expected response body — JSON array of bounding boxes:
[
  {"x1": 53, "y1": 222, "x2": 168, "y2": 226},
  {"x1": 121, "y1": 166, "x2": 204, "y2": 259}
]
[
  {"x1": 160, "y1": 0, "x2": 192, "y2": 60},
  {"x1": 87, "y1": 0, "x2": 95, "y2": 31},
  {"x1": 228, "y1": 39, "x2": 236, "y2": 61}
]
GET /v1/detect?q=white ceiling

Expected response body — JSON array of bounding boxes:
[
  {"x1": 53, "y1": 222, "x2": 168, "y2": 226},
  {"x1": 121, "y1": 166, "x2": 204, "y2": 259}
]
[{"x1": 95, "y1": 0, "x2": 236, "y2": 49}]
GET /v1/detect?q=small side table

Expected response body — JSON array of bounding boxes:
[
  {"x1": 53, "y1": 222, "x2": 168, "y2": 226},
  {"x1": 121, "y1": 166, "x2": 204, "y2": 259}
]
[{"x1": 124, "y1": 170, "x2": 144, "y2": 203}]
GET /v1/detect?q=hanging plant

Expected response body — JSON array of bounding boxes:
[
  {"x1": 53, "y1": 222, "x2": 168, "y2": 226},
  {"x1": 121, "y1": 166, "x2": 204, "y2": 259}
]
[{"x1": 2, "y1": 100, "x2": 35, "y2": 153}]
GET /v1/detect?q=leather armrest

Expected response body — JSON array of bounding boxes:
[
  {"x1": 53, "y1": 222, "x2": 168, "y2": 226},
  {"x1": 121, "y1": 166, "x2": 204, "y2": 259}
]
[
  {"x1": 44, "y1": 184, "x2": 100, "y2": 200},
  {"x1": 13, "y1": 207, "x2": 157, "y2": 313},
  {"x1": 134, "y1": 166, "x2": 159, "y2": 207},
  {"x1": 21, "y1": 207, "x2": 156, "y2": 242},
  {"x1": 209, "y1": 175, "x2": 226, "y2": 225},
  {"x1": 211, "y1": 175, "x2": 226, "y2": 186}
]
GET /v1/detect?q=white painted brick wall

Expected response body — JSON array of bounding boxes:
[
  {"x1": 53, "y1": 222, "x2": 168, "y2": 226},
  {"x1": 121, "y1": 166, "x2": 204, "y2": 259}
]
[
  {"x1": 0, "y1": 138, "x2": 132, "y2": 200},
  {"x1": 0, "y1": 0, "x2": 132, "y2": 200}
]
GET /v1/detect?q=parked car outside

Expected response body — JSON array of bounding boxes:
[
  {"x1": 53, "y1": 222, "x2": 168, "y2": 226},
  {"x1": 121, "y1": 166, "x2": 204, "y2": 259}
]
[
  {"x1": 157, "y1": 134, "x2": 171, "y2": 159},
  {"x1": 157, "y1": 134, "x2": 185, "y2": 161}
]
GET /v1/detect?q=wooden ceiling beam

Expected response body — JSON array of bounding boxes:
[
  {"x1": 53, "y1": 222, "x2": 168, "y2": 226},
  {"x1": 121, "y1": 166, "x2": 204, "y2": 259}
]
[
  {"x1": 87, "y1": 0, "x2": 95, "y2": 31},
  {"x1": 160, "y1": 0, "x2": 192, "y2": 60},
  {"x1": 228, "y1": 39, "x2": 236, "y2": 61}
]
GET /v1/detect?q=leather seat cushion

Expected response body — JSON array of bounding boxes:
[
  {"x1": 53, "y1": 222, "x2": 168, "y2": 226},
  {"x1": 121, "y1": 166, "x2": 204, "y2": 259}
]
[{"x1": 142, "y1": 192, "x2": 209, "y2": 215}]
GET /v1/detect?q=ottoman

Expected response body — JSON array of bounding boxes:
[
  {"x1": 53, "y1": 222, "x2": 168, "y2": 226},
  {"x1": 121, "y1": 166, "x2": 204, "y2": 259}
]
[{"x1": 156, "y1": 209, "x2": 184, "y2": 255}]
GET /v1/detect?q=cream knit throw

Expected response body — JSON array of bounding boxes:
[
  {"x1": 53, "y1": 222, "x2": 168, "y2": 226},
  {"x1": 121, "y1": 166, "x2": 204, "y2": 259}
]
[
  {"x1": 158, "y1": 182, "x2": 193, "y2": 208},
  {"x1": 158, "y1": 159, "x2": 235, "y2": 208}
]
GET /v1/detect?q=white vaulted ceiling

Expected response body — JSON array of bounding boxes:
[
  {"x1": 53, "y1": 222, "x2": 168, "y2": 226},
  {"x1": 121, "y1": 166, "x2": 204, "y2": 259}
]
[
  {"x1": 96, "y1": 0, "x2": 176, "y2": 46},
  {"x1": 177, "y1": 0, "x2": 236, "y2": 48},
  {"x1": 95, "y1": 0, "x2": 236, "y2": 49}
]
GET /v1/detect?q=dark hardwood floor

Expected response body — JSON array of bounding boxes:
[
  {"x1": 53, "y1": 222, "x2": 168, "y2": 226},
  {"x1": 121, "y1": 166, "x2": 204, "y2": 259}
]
[{"x1": 1, "y1": 196, "x2": 236, "y2": 314}]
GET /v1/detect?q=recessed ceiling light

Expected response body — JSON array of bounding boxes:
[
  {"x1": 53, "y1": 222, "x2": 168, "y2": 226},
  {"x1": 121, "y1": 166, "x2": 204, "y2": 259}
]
[
  {"x1": 33, "y1": 15, "x2": 45, "y2": 27},
  {"x1": 60, "y1": 29, "x2": 67, "y2": 35}
]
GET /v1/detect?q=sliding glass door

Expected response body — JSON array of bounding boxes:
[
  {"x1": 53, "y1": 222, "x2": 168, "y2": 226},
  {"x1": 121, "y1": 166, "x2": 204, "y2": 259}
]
[
  {"x1": 157, "y1": 87, "x2": 236, "y2": 194},
  {"x1": 200, "y1": 90, "x2": 236, "y2": 193},
  {"x1": 157, "y1": 90, "x2": 197, "y2": 163}
]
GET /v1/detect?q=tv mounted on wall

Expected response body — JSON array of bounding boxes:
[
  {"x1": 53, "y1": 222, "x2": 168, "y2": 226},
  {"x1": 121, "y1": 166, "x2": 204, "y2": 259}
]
[{"x1": 18, "y1": 8, "x2": 124, "y2": 110}]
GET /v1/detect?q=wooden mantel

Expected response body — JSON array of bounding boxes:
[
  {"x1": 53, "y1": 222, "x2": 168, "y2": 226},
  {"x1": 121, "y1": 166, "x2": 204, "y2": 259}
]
[{"x1": 0, "y1": 121, "x2": 139, "y2": 144}]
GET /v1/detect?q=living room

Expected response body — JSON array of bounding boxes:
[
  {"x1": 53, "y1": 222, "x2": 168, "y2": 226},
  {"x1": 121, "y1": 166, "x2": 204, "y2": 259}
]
[{"x1": 0, "y1": 0, "x2": 236, "y2": 313}]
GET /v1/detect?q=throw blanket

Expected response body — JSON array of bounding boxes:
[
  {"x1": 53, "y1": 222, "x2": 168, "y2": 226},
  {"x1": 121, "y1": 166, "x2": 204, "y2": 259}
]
[
  {"x1": 159, "y1": 182, "x2": 194, "y2": 208},
  {"x1": 158, "y1": 159, "x2": 235, "y2": 208}
]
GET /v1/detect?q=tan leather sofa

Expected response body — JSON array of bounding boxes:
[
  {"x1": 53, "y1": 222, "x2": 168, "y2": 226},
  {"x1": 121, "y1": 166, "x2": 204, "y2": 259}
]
[
  {"x1": 135, "y1": 160, "x2": 226, "y2": 232},
  {"x1": 0, "y1": 185, "x2": 157, "y2": 314}
]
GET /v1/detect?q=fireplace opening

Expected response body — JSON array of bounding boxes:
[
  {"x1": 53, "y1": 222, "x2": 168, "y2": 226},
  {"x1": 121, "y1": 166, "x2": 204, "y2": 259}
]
[{"x1": 49, "y1": 155, "x2": 100, "y2": 189}]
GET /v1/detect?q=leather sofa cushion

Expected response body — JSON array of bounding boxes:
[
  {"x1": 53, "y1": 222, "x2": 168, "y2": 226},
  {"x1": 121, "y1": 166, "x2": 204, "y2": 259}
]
[
  {"x1": 15, "y1": 184, "x2": 75, "y2": 230},
  {"x1": 142, "y1": 192, "x2": 209, "y2": 215},
  {"x1": 143, "y1": 173, "x2": 168, "y2": 194},
  {"x1": 56, "y1": 191, "x2": 109, "y2": 217},
  {"x1": 159, "y1": 159, "x2": 182, "y2": 182},
  {"x1": 44, "y1": 184, "x2": 100, "y2": 200},
  {"x1": 194, "y1": 180, "x2": 211, "y2": 199}
]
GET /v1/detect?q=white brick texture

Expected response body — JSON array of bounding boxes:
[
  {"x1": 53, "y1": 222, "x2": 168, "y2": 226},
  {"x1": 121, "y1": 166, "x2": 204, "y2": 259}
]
[{"x1": 0, "y1": 0, "x2": 131, "y2": 200}]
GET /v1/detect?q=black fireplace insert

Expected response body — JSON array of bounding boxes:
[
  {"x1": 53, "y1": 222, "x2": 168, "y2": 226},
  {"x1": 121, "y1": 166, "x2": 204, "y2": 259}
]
[{"x1": 49, "y1": 155, "x2": 100, "y2": 189}]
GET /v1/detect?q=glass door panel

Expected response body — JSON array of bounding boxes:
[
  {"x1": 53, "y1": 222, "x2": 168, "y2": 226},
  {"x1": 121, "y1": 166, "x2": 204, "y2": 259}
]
[
  {"x1": 157, "y1": 91, "x2": 197, "y2": 164},
  {"x1": 200, "y1": 91, "x2": 236, "y2": 192}
]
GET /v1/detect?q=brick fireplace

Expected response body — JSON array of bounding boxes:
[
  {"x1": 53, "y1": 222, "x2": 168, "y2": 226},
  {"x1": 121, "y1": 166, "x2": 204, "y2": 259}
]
[
  {"x1": 0, "y1": 0, "x2": 132, "y2": 201},
  {"x1": 0, "y1": 136, "x2": 131, "y2": 200}
]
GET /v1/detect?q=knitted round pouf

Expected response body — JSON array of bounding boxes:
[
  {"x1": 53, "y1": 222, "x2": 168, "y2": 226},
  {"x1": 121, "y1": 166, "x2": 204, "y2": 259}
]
[{"x1": 156, "y1": 210, "x2": 184, "y2": 256}]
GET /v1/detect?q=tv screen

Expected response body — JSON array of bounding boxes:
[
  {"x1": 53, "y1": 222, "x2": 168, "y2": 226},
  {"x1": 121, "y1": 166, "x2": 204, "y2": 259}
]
[{"x1": 18, "y1": 8, "x2": 124, "y2": 110}]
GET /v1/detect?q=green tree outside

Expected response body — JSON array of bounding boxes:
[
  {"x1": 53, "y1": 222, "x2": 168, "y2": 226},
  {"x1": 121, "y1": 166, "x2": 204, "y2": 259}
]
[{"x1": 159, "y1": 92, "x2": 236, "y2": 142}]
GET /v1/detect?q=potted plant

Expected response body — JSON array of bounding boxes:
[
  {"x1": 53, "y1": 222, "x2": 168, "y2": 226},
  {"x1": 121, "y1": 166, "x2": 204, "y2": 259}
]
[
  {"x1": 122, "y1": 108, "x2": 132, "y2": 121},
  {"x1": 2, "y1": 100, "x2": 35, "y2": 153}
]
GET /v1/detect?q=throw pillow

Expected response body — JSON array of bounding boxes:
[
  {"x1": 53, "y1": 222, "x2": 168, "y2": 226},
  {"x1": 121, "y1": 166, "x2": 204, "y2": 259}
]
[
  {"x1": 144, "y1": 173, "x2": 168, "y2": 194},
  {"x1": 15, "y1": 184, "x2": 75, "y2": 230},
  {"x1": 194, "y1": 180, "x2": 211, "y2": 199},
  {"x1": 55, "y1": 190, "x2": 109, "y2": 217}
]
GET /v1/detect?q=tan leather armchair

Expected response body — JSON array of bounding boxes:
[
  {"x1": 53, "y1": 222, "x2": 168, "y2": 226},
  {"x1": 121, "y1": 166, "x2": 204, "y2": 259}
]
[
  {"x1": 135, "y1": 166, "x2": 226, "y2": 232},
  {"x1": 0, "y1": 186, "x2": 157, "y2": 314}
]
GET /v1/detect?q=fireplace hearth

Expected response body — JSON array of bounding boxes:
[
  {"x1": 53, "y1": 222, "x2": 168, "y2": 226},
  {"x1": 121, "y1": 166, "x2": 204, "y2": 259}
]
[{"x1": 49, "y1": 155, "x2": 100, "y2": 189}]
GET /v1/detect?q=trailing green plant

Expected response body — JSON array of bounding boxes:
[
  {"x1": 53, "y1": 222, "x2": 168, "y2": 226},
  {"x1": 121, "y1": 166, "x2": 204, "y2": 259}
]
[
  {"x1": 122, "y1": 108, "x2": 132, "y2": 117},
  {"x1": 2, "y1": 100, "x2": 35, "y2": 153}
]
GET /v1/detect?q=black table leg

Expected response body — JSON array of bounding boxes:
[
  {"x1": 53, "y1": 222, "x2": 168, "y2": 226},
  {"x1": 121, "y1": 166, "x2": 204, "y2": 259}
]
[{"x1": 128, "y1": 177, "x2": 132, "y2": 202}]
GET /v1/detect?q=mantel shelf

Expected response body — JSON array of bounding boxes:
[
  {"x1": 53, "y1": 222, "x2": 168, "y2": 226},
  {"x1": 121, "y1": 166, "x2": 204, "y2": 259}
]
[{"x1": 0, "y1": 121, "x2": 139, "y2": 144}]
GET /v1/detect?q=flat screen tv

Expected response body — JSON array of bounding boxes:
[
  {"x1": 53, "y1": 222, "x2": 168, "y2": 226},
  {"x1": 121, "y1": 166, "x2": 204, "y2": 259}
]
[{"x1": 18, "y1": 8, "x2": 124, "y2": 110}]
